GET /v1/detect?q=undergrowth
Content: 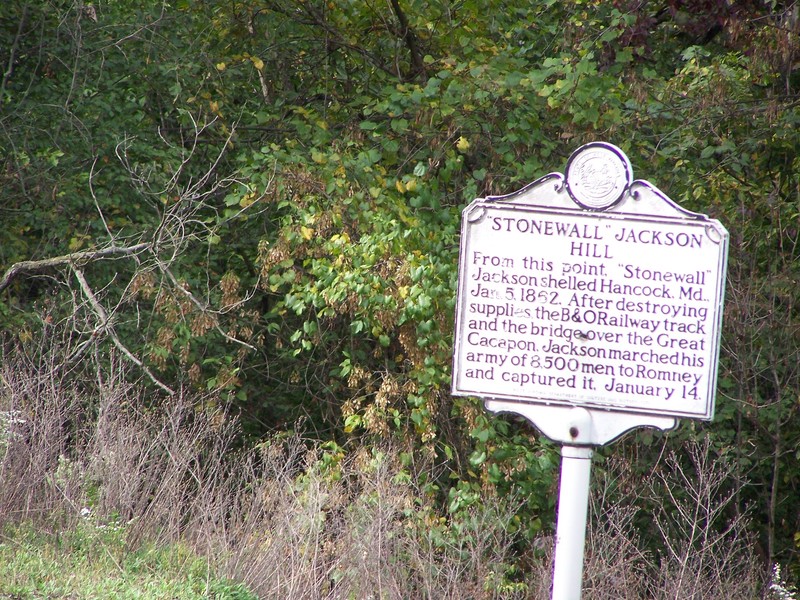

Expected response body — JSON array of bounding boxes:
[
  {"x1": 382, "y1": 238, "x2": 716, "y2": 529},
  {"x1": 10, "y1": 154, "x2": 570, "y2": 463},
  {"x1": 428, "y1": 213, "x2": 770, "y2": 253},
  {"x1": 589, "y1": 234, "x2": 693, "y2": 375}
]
[{"x1": 0, "y1": 338, "x2": 782, "y2": 598}]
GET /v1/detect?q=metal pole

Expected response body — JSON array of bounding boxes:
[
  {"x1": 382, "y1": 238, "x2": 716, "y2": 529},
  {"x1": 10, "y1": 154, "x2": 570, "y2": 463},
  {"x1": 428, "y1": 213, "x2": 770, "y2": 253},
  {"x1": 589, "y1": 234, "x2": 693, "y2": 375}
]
[{"x1": 551, "y1": 445, "x2": 593, "y2": 600}]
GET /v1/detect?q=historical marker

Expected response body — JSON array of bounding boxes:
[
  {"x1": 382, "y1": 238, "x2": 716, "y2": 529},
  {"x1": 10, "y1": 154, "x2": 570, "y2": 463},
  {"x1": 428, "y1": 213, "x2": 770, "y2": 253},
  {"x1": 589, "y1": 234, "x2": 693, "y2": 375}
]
[
  {"x1": 452, "y1": 142, "x2": 728, "y2": 420},
  {"x1": 451, "y1": 142, "x2": 729, "y2": 600}
]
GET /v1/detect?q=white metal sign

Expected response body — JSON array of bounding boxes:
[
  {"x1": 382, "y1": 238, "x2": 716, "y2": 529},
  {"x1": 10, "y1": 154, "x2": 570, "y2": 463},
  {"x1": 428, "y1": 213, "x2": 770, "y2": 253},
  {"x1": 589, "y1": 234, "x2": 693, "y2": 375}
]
[
  {"x1": 452, "y1": 142, "x2": 729, "y2": 600},
  {"x1": 452, "y1": 143, "x2": 728, "y2": 420}
]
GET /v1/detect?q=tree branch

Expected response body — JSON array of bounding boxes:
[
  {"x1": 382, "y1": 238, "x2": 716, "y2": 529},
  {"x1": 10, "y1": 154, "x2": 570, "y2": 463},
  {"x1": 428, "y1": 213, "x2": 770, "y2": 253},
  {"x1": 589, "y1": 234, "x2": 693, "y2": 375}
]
[
  {"x1": 0, "y1": 242, "x2": 150, "y2": 294},
  {"x1": 389, "y1": 0, "x2": 426, "y2": 80},
  {"x1": 73, "y1": 266, "x2": 175, "y2": 395},
  {"x1": 0, "y1": 4, "x2": 29, "y2": 101},
  {"x1": 159, "y1": 265, "x2": 258, "y2": 353}
]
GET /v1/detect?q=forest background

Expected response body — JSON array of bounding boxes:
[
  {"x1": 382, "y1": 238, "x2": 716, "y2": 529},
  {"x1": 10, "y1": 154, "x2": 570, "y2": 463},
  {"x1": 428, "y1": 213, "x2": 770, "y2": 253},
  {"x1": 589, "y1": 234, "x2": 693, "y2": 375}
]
[{"x1": 1, "y1": 0, "x2": 800, "y2": 598}]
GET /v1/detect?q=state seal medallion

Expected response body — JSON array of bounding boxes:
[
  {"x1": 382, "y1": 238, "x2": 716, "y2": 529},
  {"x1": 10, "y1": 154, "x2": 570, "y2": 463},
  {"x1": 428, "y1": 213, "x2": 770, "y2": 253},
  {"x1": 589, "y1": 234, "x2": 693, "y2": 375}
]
[{"x1": 565, "y1": 142, "x2": 633, "y2": 210}]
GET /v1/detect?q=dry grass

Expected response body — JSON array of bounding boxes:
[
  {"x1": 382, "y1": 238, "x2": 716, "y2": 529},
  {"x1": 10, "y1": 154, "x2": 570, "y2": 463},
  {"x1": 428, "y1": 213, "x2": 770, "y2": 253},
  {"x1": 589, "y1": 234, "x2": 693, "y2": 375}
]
[
  {"x1": 0, "y1": 338, "x2": 776, "y2": 599},
  {"x1": 526, "y1": 445, "x2": 768, "y2": 600},
  {"x1": 0, "y1": 342, "x2": 526, "y2": 599}
]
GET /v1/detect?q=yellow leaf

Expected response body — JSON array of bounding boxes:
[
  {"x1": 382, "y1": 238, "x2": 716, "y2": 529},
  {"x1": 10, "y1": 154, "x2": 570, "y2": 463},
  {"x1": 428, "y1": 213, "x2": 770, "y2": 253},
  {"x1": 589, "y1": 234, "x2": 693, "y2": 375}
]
[
  {"x1": 395, "y1": 179, "x2": 406, "y2": 193},
  {"x1": 300, "y1": 226, "x2": 314, "y2": 240},
  {"x1": 405, "y1": 178, "x2": 417, "y2": 192},
  {"x1": 456, "y1": 136, "x2": 470, "y2": 152},
  {"x1": 398, "y1": 286, "x2": 409, "y2": 299},
  {"x1": 251, "y1": 57, "x2": 264, "y2": 71},
  {"x1": 215, "y1": 62, "x2": 226, "y2": 71}
]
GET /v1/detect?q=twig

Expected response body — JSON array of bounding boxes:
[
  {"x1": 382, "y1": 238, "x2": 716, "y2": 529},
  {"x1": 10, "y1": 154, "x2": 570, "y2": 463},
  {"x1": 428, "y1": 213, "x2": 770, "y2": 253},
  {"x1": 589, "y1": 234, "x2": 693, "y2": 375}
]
[{"x1": 159, "y1": 265, "x2": 258, "y2": 353}]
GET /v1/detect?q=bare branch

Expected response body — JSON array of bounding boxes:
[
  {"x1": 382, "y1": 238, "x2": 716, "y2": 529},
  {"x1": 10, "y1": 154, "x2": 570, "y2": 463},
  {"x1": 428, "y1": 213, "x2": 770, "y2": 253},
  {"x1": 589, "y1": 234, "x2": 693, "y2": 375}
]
[
  {"x1": 0, "y1": 243, "x2": 150, "y2": 294},
  {"x1": 1, "y1": 5, "x2": 29, "y2": 101},
  {"x1": 73, "y1": 266, "x2": 175, "y2": 395},
  {"x1": 3, "y1": 106, "x2": 268, "y2": 396},
  {"x1": 89, "y1": 156, "x2": 116, "y2": 243}
]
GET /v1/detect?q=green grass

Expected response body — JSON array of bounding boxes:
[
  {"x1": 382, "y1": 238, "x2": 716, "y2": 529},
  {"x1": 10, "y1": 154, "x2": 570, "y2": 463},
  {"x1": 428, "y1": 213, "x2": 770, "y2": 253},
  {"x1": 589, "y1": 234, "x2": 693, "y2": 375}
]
[{"x1": 0, "y1": 519, "x2": 257, "y2": 600}]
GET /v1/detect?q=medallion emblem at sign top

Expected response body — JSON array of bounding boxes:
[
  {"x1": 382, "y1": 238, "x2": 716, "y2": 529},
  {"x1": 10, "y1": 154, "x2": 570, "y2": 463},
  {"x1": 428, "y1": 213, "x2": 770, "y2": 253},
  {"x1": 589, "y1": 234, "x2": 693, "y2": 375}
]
[{"x1": 565, "y1": 142, "x2": 633, "y2": 210}]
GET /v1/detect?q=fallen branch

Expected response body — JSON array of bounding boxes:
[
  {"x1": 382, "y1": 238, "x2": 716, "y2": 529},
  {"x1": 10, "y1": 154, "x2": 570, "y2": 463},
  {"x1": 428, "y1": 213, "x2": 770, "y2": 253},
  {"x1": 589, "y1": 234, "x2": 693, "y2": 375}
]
[{"x1": 0, "y1": 243, "x2": 150, "y2": 294}]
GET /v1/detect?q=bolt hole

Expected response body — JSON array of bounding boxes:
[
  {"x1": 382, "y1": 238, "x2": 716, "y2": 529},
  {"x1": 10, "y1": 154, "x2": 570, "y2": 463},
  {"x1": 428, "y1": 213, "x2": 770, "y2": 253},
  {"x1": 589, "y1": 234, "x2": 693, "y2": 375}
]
[{"x1": 569, "y1": 426, "x2": 579, "y2": 438}]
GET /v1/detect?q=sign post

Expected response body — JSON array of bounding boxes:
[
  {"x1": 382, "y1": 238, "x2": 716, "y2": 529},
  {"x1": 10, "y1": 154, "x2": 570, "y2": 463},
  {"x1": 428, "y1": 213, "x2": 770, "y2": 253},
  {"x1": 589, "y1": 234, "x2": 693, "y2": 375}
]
[
  {"x1": 451, "y1": 142, "x2": 728, "y2": 599},
  {"x1": 552, "y1": 444, "x2": 592, "y2": 600}
]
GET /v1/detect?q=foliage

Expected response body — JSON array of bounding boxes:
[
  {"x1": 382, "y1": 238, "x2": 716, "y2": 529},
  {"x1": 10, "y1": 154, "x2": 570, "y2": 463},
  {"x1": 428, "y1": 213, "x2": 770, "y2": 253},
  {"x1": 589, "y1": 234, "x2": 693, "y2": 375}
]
[{"x1": 2, "y1": 0, "x2": 800, "y2": 585}]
